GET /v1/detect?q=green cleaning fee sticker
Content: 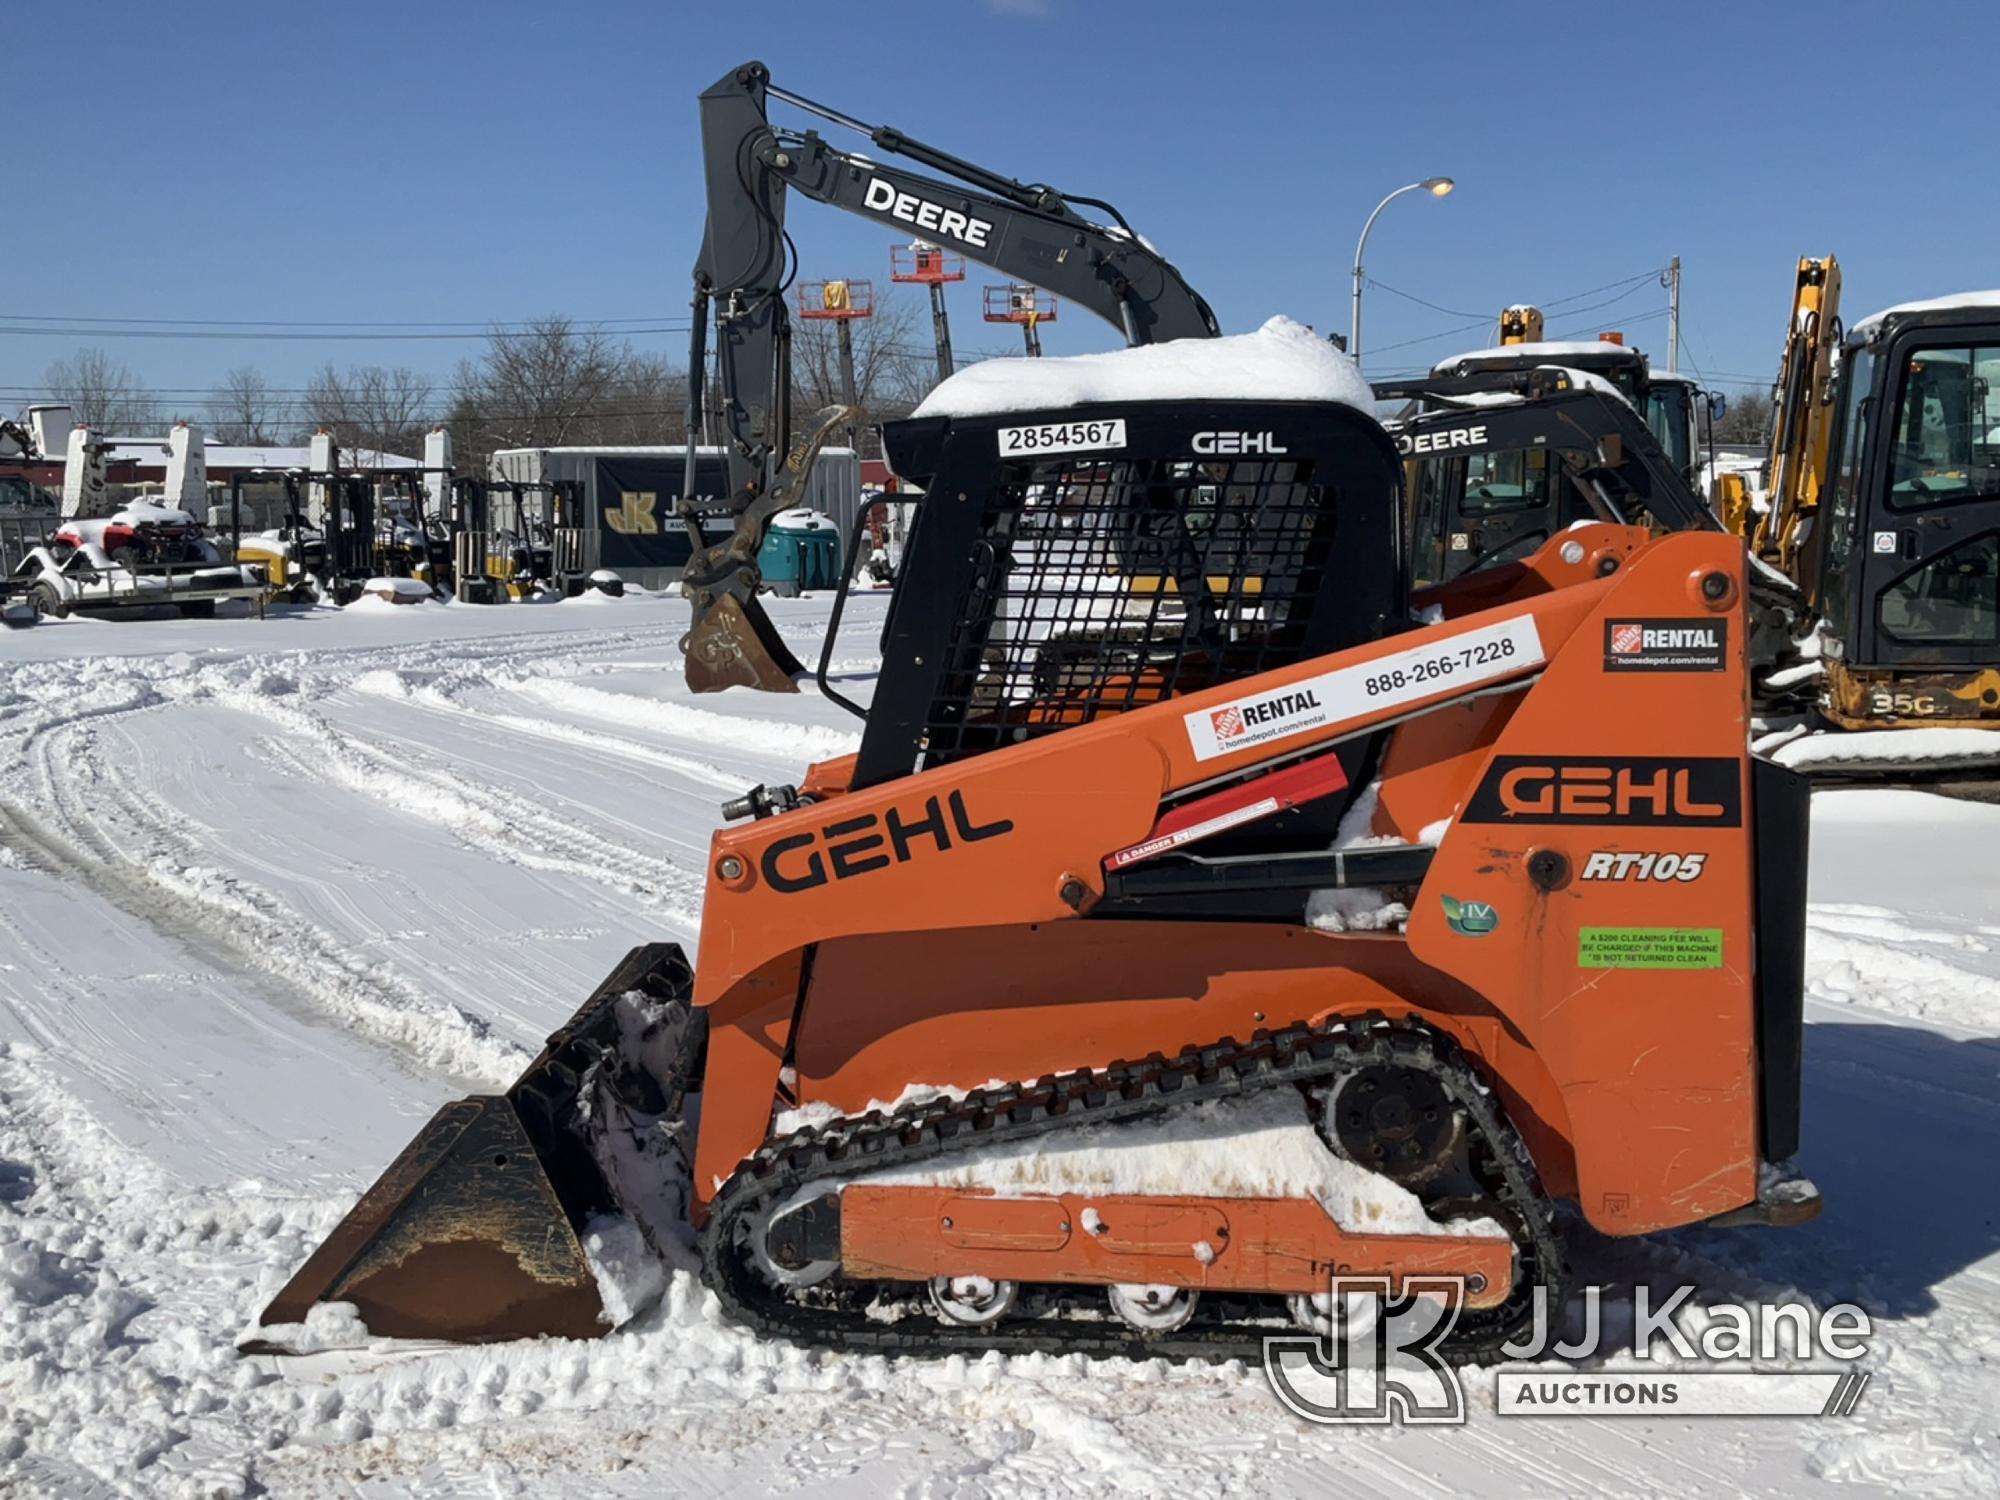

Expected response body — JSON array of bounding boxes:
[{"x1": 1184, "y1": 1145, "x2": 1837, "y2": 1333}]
[{"x1": 1578, "y1": 926, "x2": 1723, "y2": 969}]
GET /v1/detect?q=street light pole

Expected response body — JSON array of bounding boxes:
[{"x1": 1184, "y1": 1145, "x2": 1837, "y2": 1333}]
[{"x1": 1350, "y1": 176, "x2": 1455, "y2": 366}]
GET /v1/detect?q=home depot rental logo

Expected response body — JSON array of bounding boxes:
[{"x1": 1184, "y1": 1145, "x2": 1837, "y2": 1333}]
[
  {"x1": 1210, "y1": 706, "x2": 1247, "y2": 741},
  {"x1": 1609, "y1": 622, "x2": 1646, "y2": 656}
]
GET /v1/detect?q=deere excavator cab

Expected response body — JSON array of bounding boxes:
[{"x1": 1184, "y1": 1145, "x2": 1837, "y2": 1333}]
[
  {"x1": 1812, "y1": 295, "x2": 2000, "y2": 727},
  {"x1": 1378, "y1": 367, "x2": 1717, "y2": 588}
]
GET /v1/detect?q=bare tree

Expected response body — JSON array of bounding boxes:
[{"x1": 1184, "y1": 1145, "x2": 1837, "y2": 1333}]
[
  {"x1": 1713, "y1": 390, "x2": 1774, "y2": 446},
  {"x1": 304, "y1": 363, "x2": 436, "y2": 456},
  {"x1": 208, "y1": 366, "x2": 277, "y2": 444},
  {"x1": 456, "y1": 317, "x2": 625, "y2": 451},
  {"x1": 444, "y1": 317, "x2": 694, "y2": 470},
  {"x1": 42, "y1": 348, "x2": 158, "y2": 430},
  {"x1": 788, "y1": 294, "x2": 930, "y2": 429}
]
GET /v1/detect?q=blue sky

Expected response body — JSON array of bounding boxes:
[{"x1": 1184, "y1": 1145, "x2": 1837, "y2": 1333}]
[{"x1": 8, "y1": 0, "x2": 1992, "y2": 417}]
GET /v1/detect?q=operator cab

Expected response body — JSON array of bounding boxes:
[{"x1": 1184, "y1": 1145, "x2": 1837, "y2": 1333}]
[
  {"x1": 1387, "y1": 364, "x2": 1707, "y2": 589},
  {"x1": 1813, "y1": 295, "x2": 2000, "y2": 716},
  {"x1": 1643, "y1": 372, "x2": 1717, "y2": 491},
  {"x1": 1409, "y1": 342, "x2": 1655, "y2": 585}
]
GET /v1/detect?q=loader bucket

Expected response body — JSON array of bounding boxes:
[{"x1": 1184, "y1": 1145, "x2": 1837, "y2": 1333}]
[
  {"x1": 245, "y1": 942, "x2": 698, "y2": 1350},
  {"x1": 684, "y1": 592, "x2": 804, "y2": 694}
]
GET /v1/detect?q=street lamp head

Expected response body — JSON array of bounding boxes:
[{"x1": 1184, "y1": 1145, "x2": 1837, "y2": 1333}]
[{"x1": 1423, "y1": 177, "x2": 1455, "y2": 197}]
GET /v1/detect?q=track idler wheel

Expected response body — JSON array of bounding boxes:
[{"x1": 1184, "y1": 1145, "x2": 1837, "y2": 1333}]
[
  {"x1": 928, "y1": 1275, "x2": 1019, "y2": 1327},
  {"x1": 1108, "y1": 1283, "x2": 1199, "y2": 1333}
]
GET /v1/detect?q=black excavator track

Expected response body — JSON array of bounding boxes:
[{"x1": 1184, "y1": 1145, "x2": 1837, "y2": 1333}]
[{"x1": 693, "y1": 1013, "x2": 1565, "y2": 1365}]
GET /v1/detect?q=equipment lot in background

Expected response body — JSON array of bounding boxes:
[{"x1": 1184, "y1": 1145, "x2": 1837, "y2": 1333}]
[{"x1": 1, "y1": 593, "x2": 1993, "y2": 1497}]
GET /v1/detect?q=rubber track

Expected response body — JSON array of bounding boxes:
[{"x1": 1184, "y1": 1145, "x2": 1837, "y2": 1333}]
[{"x1": 695, "y1": 1015, "x2": 1565, "y2": 1364}]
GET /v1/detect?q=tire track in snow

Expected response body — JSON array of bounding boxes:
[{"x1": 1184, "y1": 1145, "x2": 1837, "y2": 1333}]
[
  {"x1": 505, "y1": 675, "x2": 861, "y2": 765},
  {"x1": 349, "y1": 666, "x2": 751, "y2": 795},
  {"x1": 7, "y1": 725, "x2": 526, "y2": 1088},
  {"x1": 224, "y1": 689, "x2": 707, "y2": 932}
]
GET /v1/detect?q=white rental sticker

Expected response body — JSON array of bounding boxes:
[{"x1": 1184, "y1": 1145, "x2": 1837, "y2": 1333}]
[
  {"x1": 998, "y1": 419, "x2": 1127, "y2": 457},
  {"x1": 1183, "y1": 615, "x2": 1545, "y2": 762}
]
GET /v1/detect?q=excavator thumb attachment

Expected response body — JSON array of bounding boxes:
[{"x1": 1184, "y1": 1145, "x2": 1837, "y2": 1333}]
[
  {"x1": 245, "y1": 942, "x2": 700, "y2": 1349},
  {"x1": 679, "y1": 403, "x2": 861, "y2": 695}
]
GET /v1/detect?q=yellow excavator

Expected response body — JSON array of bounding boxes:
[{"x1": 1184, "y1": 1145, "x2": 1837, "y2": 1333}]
[{"x1": 1718, "y1": 257, "x2": 2000, "y2": 737}]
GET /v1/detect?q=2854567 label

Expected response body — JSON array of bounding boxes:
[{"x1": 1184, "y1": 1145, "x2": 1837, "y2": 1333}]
[{"x1": 997, "y1": 419, "x2": 1127, "y2": 457}]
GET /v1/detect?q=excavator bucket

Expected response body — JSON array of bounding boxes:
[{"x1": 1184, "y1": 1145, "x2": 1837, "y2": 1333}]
[
  {"x1": 684, "y1": 592, "x2": 806, "y2": 695},
  {"x1": 245, "y1": 943, "x2": 699, "y2": 1349},
  {"x1": 678, "y1": 404, "x2": 861, "y2": 695}
]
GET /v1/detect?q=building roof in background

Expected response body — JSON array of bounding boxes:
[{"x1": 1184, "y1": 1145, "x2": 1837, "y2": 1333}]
[{"x1": 95, "y1": 440, "x2": 421, "y2": 470}]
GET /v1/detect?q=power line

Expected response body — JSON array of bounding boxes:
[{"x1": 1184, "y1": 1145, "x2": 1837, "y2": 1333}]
[
  {"x1": 1362, "y1": 280, "x2": 1489, "y2": 320},
  {"x1": 1356, "y1": 264, "x2": 1673, "y2": 367},
  {"x1": 1538, "y1": 267, "x2": 1669, "y2": 309},
  {"x1": 0, "y1": 313, "x2": 683, "y2": 330},
  {"x1": 0, "y1": 324, "x2": 693, "y2": 342}
]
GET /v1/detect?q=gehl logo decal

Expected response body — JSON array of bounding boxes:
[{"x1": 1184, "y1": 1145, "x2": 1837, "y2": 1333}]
[
  {"x1": 1461, "y1": 756, "x2": 1741, "y2": 827},
  {"x1": 604, "y1": 492, "x2": 658, "y2": 535},
  {"x1": 1193, "y1": 431, "x2": 1289, "y2": 456},
  {"x1": 760, "y1": 789, "x2": 1015, "y2": 894},
  {"x1": 863, "y1": 177, "x2": 995, "y2": 249}
]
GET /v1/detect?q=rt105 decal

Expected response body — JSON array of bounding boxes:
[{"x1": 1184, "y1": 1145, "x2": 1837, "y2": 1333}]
[{"x1": 1580, "y1": 851, "x2": 1708, "y2": 882}]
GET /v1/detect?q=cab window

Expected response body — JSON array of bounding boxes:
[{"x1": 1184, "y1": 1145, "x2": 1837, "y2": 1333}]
[
  {"x1": 1461, "y1": 447, "x2": 1551, "y2": 513},
  {"x1": 1887, "y1": 344, "x2": 2000, "y2": 510},
  {"x1": 1880, "y1": 533, "x2": 1999, "y2": 644},
  {"x1": 1819, "y1": 348, "x2": 1874, "y2": 637}
]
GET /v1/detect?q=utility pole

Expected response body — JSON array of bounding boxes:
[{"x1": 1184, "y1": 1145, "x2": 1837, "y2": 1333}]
[{"x1": 1665, "y1": 256, "x2": 1682, "y2": 374}]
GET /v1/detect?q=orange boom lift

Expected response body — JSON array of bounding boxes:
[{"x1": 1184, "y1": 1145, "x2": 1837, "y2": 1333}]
[{"x1": 256, "y1": 370, "x2": 1816, "y2": 1361}]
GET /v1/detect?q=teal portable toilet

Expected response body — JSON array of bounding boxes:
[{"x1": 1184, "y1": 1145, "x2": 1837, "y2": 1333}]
[{"x1": 757, "y1": 509, "x2": 840, "y2": 596}]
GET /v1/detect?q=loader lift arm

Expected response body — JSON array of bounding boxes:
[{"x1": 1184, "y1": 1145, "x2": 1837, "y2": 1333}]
[{"x1": 679, "y1": 60, "x2": 1221, "y2": 693}]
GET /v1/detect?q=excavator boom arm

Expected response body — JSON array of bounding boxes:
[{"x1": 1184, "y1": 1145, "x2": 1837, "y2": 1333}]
[{"x1": 678, "y1": 60, "x2": 1218, "y2": 692}]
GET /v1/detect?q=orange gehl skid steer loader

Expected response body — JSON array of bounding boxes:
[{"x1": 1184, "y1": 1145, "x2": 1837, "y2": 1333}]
[{"x1": 255, "y1": 389, "x2": 1816, "y2": 1362}]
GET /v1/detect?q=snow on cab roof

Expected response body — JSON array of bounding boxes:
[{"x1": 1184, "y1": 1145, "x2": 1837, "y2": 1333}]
[
  {"x1": 1432, "y1": 340, "x2": 1645, "y2": 374},
  {"x1": 1405, "y1": 365, "x2": 1634, "y2": 412},
  {"x1": 911, "y1": 316, "x2": 1373, "y2": 419},
  {"x1": 1852, "y1": 290, "x2": 2000, "y2": 338}
]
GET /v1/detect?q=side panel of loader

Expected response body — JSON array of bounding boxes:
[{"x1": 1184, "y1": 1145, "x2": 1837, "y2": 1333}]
[{"x1": 1407, "y1": 533, "x2": 1760, "y2": 1232}]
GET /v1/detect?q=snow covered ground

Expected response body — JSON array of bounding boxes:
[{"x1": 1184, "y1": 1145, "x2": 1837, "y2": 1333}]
[{"x1": 2, "y1": 592, "x2": 1995, "y2": 1497}]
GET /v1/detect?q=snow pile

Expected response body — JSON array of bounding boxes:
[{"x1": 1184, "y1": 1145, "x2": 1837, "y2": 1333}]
[
  {"x1": 1305, "y1": 782, "x2": 1417, "y2": 933},
  {"x1": 1773, "y1": 725, "x2": 2000, "y2": 774},
  {"x1": 353, "y1": 576, "x2": 436, "y2": 606},
  {"x1": 768, "y1": 507, "x2": 837, "y2": 532},
  {"x1": 581, "y1": 1215, "x2": 668, "y2": 1328},
  {"x1": 855, "y1": 1090, "x2": 1500, "y2": 1239},
  {"x1": 913, "y1": 316, "x2": 1373, "y2": 419}
]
